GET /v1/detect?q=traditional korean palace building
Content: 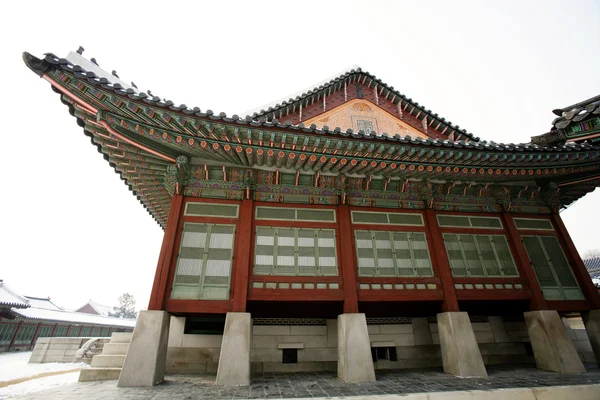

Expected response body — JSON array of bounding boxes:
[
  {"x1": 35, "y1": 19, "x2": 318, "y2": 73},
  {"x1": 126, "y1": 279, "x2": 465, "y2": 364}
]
[
  {"x1": 23, "y1": 50, "x2": 600, "y2": 386},
  {"x1": 0, "y1": 281, "x2": 134, "y2": 352}
]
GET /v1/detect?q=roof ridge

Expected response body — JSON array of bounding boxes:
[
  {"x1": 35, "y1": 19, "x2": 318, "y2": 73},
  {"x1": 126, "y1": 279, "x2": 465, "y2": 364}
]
[{"x1": 246, "y1": 66, "x2": 481, "y2": 142}]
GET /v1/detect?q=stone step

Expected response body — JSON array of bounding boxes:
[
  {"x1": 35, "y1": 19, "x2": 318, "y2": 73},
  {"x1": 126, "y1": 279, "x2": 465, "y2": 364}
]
[
  {"x1": 91, "y1": 354, "x2": 126, "y2": 368},
  {"x1": 79, "y1": 367, "x2": 121, "y2": 382},
  {"x1": 110, "y1": 332, "x2": 133, "y2": 344},
  {"x1": 102, "y1": 343, "x2": 129, "y2": 355}
]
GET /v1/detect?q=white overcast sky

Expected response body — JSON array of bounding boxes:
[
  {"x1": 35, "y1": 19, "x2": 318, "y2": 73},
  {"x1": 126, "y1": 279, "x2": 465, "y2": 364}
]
[{"x1": 1, "y1": 0, "x2": 599, "y2": 310}]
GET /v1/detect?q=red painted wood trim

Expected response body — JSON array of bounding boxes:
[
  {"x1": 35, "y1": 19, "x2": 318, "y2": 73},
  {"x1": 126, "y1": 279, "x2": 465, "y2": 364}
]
[
  {"x1": 254, "y1": 220, "x2": 338, "y2": 229},
  {"x1": 232, "y1": 200, "x2": 253, "y2": 312},
  {"x1": 545, "y1": 300, "x2": 589, "y2": 312},
  {"x1": 551, "y1": 213, "x2": 600, "y2": 309},
  {"x1": 7, "y1": 321, "x2": 22, "y2": 350},
  {"x1": 255, "y1": 202, "x2": 338, "y2": 210},
  {"x1": 358, "y1": 290, "x2": 443, "y2": 302},
  {"x1": 350, "y1": 224, "x2": 427, "y2": 232},
  {"x1": 455, "y1": 290, "x2": 532, "y2": 301},
  {"x1": 501, "y1": 213, "x2": 547, "y2": 310},
  {"x1": 453, "y1": 277, "x2": 525, "y2": 284},
  {"x1": 424, "y1": 209, "x2": 459, "y2": 311},
  {"x1": 248, "y1": 289, "x2": 344, "y2": 301},
  {"x1": 339, "y1": 205, "x2": 359, "y2": 313},
  {"x1": 357, "y1": 277, "x2": 440, "y2": 284},
  {"x1": 148, "y1": 193, "x2": 184, "y2": 310},
  {"x1": 251, "y1": 276, "x2": 342, "y2": 283},
  {"x1": 164, "y1": 299, "x2": 232, "y2": 314},
  {"x1": 30, "y1": 322, "x2": 42, "y2": 350}
]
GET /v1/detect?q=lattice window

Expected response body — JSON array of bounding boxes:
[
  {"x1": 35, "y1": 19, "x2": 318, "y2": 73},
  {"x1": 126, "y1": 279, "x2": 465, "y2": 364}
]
[
  {"x1": 255, "y1": 207, "x2": 336, "y2": 222},
  {"x1": 171, "y1": 223, "x2": 235, "y2": 300},
  {"x1": 513, "y1": 218, "x2": 554, "y2": 231},
  {"x1": 53, "y1": 326, "x2": 68, "y2": 337},
  {"x1": 13, "y1": 325, "x2": 36, "y2": 344},
  {"x1": 184, "y1": 202, "x2": 239, "y2": 218},
  {"x1": 0, "y1": 324, "x2": 17, "y2": 345},
  {"x1": 36, "y1": 326, "x2": 53, "y2": 338},
  {"x1": 443, "y1": 234, "x2": 518, "y2": 277},
  {"x1": 352, "y1": 211, "x2": 424, "y2": 226},
  {"x1": 437, "y1": 215, "x2": 502, "y2": 229},
  {"x1": 522, "y1": 235, "x2": 583, "y2": 300},
  {"x1": 254, "y1": 227, "x2": 338, "y2": 276},
  {"x1": 355, "y1": 230, "x2": 433, "y2": 277}
]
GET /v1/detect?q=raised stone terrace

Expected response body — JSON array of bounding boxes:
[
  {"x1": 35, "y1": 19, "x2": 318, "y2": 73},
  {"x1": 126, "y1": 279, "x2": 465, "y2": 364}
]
[{"x1": 10, "y1": 364, "x2": 600, "y2": 400}]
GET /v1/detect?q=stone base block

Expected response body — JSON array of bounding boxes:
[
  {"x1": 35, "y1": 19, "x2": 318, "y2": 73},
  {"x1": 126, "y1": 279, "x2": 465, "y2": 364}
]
[
  {"x1": 524, "y1": 310, "x2": 585, "y2": 373},
  {"x1": 437, "y1": 312, "x2": 487, "y2": 378},
  {"x1": 118, "y1": 311, "x2": 170, "y2": 387},
  {"x1": 583, "y1": 310, "x2": 600, "y2": 366},
  {"x1": 337, "y1": 313, "x2": 376, "y2": 383},
  {"x1": 216, "y1": 312, "x2": 251, "y2": 386},
  {"x1": 79, "y1": 368, "x2": 121, "y2": 382}
]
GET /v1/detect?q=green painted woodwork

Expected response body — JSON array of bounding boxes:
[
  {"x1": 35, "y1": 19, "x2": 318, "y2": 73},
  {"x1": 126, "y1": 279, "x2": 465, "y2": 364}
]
[
  {"x1": 522, "y1": 235, "x2": 584, "y2": 301},
  {"x1": 443, "y1": 234, "x2": 518, "y2": 277},
  {"x1": 355, "y1": 231, "x2": 433, "y2": 277}
]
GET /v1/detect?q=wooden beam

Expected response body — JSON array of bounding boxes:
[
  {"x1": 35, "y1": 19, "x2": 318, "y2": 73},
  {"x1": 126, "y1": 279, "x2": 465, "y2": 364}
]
[
  {"x1": 551, "y1": 213, "x2": 600, "y2": 309},
  {"x1": 501, "y1": 214, "x2": 546, "y2": 310},
  {"x1": 147, "y1": 193, "x2": 184, "y2": 310},
  {"x1": 338, "y1": 205, "x2": 359, "y2": 313},
  {"x1": 424, "y1": 209, "x2": 459, "y2": 311},
  {"x1": 232, "y1": 199, "x2": 254, "y2": 312}
]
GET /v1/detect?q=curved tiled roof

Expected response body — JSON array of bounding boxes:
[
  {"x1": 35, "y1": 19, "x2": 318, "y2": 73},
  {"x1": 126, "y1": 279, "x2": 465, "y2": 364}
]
[
  {"x1": 0, "y1": 281, "x2": 30, "y2": 309},
  {"x1": 552, "y1": 95, "x2": 600, "y2": 131},
  {"x1": 24, "y1": 51, "x2": 600, "y2": 154},
  {"x1": 247, "y1": 66, "x2": 481, "y2": 142}
]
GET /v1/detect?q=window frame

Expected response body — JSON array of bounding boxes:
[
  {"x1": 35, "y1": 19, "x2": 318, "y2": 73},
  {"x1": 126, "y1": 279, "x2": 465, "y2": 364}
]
[
  {"x1": 521, "y1": 234, "x2": 583, "y2": 300},
  {"x1": 442, "y1": 233, "x2": 519, "y2": 278},
  {"x1": 355, "y1": 230, "x2": 434, "y2": 278},
  {"x1": 171, "y1": 222, "x2": 237, "y2": 300},
  {"x1": 253, "y1": 226, "x2": 338, "y2": 277}
]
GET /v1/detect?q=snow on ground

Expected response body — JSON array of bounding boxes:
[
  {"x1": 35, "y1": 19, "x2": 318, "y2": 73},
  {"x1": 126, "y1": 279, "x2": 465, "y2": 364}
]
[
  {"x1": 0, "y1": 351, "x2": 88, "y2": 399},
  {"x1": 0, "y1": 351, "x2": 88, "y2": 382},
  {"x1": 0, "y1": 371, "x2": 80, "y2": 399}
]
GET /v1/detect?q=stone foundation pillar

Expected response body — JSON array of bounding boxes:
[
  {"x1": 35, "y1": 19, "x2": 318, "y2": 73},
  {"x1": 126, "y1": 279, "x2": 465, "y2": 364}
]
[
  {"x1": 582, "y1": 310, "x2": 600, "y2": 366},
  {"x1": 524, "y1": 310, "x2": 585, "y2": 373},
  {"x1": 118, "y1": 310, "x2": 170, "y2": 387},
  {"x1": 437, "y1": 312, "x2": 487, "y2": 377},
  {"x1": 412, "y1": 317, "x2": 434, "y2": 345},
  {"x1": 337, "y1": 313, "x2": 376, "y2": 383},
  {"x1": 216, "y1": 312, "x2": 251, "y2": 386}
]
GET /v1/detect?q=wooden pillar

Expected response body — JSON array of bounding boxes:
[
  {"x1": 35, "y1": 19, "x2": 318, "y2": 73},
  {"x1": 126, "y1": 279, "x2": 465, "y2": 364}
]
[
  {"x1": 424, "y1": 209, "x2": 458, "y2": 312},
  {"x1": 502, "y1": 214, "x2": 546, "y2": 310},
  {"x1": 8, "y1": 322, "x2": 23, "y2": 350},
  {"x1": 50, "y1": 323, "x2": 58, "y2": 338},
  {"x1": 551, "y1": 213, "x2": 600, "y2": 309},
  {"x1": 338, "y1": 205, "x2": 359, "y2": 313},
  {"x1": 233, "y1": 199, "x2": 254, "y2": 312},
  {"x1": 148, "y1": 193, "x2": 185, "y2": 310},
  {"x1": 30, "y1": 322, "x2": 42, "y2": 350}
]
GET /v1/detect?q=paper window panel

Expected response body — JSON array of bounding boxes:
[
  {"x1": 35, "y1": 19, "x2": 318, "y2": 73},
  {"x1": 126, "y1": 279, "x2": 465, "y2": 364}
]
[
  {"x1": 541, "y1": 236, "x2": 577, "y2": 287},
  {"x1": 493, "y1": 237, "x2": 518, "y2": 276},
  {"x1": 444, "y1": 234, "x2": 468, "y2": 276},
  {"x1": 522, "y1": 236, "x2": 557, "y2": 287},
  {"x1": 172, "y1": 223, "x2": 235, "y2": 300}
]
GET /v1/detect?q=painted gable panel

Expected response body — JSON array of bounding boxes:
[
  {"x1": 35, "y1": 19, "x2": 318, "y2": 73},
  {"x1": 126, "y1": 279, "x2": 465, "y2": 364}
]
[{"x1": 302, "y1": 99, "x2": 429, "y2": 139}]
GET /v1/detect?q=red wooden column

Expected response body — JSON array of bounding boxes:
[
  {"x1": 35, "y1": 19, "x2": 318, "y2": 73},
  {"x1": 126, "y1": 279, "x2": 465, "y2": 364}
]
[
  {"x1": 551, "y1": 213, "x2": 600, "y2": 309},
  {"x1": 338, "y1": 205, "x2": 359, "y2": 313},
  {"x1": 148, "y1": 193, "x2": 185, "y2": 310},
  {"x1": 424, "y1": 209, "x2": 458, "y2": 312},
  {"x1": 502, "y1": 214, "x2": 547, "y2": 310},
  {"x1": 232, "y1": 199, "x2": 254, "y2": 312}
]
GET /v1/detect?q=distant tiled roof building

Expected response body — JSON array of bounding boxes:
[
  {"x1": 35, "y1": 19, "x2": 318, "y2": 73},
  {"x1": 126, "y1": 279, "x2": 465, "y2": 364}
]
[
  {"x1": 0, "y1": 280, "x2": 30, "y2": 310},
  {"x1": 74, "y1": 300, "x2": 115, "y2": 317},
  {"x1": 0, "y1": 281, "x2": 134, "y2": 352},
  {"x1": 584, "y1": 257, "x2": 600, "y2": 284}
]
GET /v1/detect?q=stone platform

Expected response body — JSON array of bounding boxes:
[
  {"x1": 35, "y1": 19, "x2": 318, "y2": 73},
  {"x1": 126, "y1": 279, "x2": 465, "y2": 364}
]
[{"x1": 11, "y1": 364, "x2": 600, "y2": 399}]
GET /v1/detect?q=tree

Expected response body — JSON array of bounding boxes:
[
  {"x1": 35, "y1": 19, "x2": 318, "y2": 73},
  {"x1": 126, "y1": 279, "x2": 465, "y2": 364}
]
[{"x1": 109, "y1": 293, "x2": 137, "y2": 319}]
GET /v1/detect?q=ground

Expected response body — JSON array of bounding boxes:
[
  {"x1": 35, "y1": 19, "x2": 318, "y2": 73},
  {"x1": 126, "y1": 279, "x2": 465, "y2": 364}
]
[{"x1": 1, "y1": 352, "x2": 600, "y2": 399}]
